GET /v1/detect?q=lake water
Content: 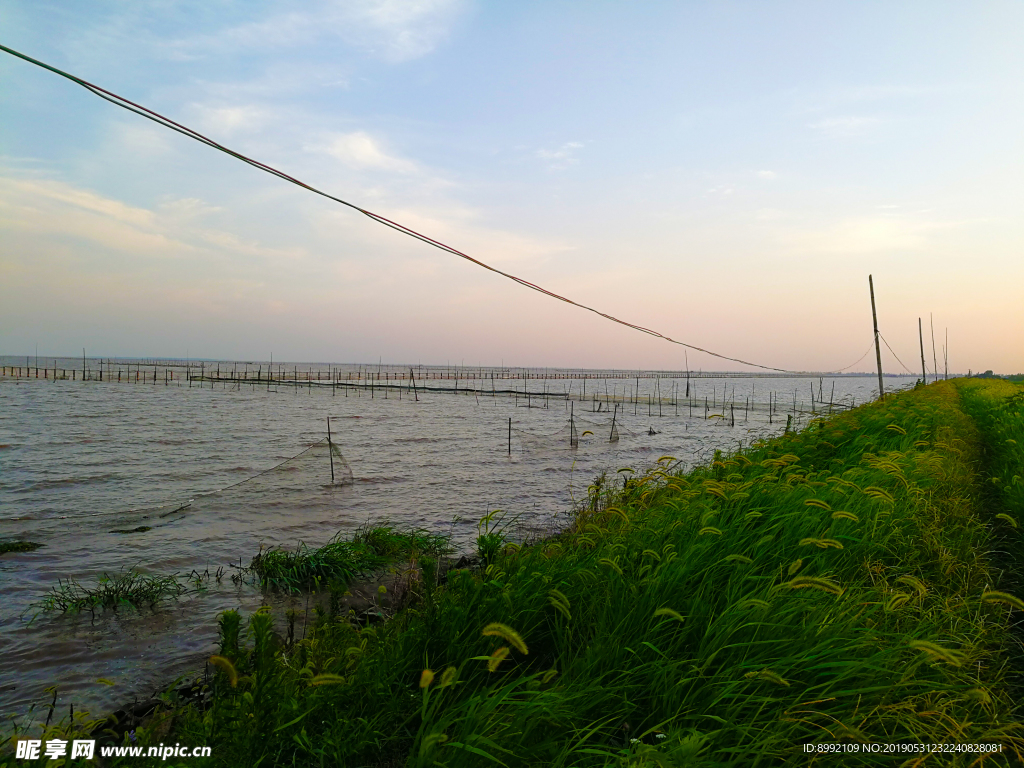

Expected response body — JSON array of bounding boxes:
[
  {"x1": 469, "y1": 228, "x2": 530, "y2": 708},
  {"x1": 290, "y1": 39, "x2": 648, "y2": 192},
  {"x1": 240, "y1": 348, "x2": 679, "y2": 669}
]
[{"x1": 0, "y1": 361, "x2": 916, "y2": 725}]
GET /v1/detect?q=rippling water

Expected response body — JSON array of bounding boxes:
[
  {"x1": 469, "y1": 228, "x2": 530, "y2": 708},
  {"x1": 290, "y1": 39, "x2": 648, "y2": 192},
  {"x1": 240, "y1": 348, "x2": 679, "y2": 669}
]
[{"x1": 0, "y1": 367, "x2": 915, "y2": 724}]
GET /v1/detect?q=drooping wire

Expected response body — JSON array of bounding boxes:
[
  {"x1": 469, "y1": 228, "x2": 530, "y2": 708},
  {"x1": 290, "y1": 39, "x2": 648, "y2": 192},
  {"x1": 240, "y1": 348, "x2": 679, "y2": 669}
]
[
  {"x1": 832, "y1": 338, "x2": 877, "y2": 374},
  {"x1": 2, "y1": 42, "x2": 867, "y2": 374},
  {"x1": 878, "y1": 333, "x2": 916, "y2": 375}
]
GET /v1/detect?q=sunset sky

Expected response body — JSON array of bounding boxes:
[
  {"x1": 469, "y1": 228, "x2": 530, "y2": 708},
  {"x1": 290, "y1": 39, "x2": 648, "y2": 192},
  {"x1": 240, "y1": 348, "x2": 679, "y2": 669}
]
[{"x1": 2, "y1": 1, "x2": 1022, "y2": 373}]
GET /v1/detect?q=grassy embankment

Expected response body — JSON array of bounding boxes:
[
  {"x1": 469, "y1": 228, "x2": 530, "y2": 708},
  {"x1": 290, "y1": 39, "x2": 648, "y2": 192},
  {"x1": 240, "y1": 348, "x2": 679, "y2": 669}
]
[{"x1": 8, "y1": 379, "x2": 1024, "y2": 766}]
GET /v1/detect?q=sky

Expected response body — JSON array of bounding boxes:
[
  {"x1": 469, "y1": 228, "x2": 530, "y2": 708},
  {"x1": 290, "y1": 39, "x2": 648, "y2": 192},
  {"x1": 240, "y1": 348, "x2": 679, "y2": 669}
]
[{"x1": 1, "y1": 1, "x2": 1022, "y2": 373}]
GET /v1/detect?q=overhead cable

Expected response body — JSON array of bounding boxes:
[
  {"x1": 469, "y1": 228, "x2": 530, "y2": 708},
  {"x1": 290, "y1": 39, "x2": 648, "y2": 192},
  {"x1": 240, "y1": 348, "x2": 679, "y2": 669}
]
[{"x1": 879, "y1": 333, "x2": 915, "y2": 375}]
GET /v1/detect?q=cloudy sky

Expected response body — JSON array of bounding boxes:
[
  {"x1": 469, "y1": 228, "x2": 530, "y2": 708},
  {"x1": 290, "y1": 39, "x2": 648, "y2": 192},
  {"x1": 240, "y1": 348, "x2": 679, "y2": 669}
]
[{"x1": 1, "y1": 1, "x2": 1022, "y2": 373}]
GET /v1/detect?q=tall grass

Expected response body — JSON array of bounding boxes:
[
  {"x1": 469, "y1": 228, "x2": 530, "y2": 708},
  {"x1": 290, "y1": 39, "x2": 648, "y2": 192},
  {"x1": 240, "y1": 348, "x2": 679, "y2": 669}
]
[
  {"x1": 248, "y1": 523, "x2": 452, "y2": 591},
  {"x1": 38, "y1": 568, "x2": 192, "y2": 613},
  {"x1": 66, "y1": 381, "x2": 1024, "y2": 766}
]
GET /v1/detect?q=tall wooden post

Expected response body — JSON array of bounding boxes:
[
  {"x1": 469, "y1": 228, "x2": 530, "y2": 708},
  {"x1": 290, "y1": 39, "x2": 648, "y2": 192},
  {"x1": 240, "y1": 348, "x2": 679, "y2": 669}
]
[
  {"x1": 918, "y1": 317, "x2": 927, "y2": 383},
  {"x1": 944, "y1": 328, "x2": 948, "y2": 380},
  {"x1": 508, "y1": 417, "x2": 511, "y2": 456},
  {"x1": 869, "y1": 275, "x2": 884, "y2": 401},
  {"x1": 930, "y1": 313, "x2": 938, "y2": 385},
  {"x1": 327, "y1": 417, "x2": 335, "y2": 483}
]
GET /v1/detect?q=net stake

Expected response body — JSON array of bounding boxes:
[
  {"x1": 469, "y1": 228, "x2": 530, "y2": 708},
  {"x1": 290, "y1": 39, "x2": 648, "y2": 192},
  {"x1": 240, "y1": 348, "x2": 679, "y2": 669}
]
[{"x1": 327, "y1": 417, "x2": 335, "y2": 483}]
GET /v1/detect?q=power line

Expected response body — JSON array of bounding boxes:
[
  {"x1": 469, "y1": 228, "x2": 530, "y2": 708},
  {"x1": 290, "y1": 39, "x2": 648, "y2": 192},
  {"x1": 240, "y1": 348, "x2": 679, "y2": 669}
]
[
  {"x1": 879, "y1": 333, "x2": 915, "y2": 375},
  {"x1": 833, "y1": 338, "x2": 878, "y2": 374},
  {"x1": 3, "y1": 42, "x2": 864, "y2": 375}
]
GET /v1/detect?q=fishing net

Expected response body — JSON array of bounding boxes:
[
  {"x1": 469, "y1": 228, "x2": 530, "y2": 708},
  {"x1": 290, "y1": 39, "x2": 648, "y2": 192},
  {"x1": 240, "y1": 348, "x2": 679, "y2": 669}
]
[
  {"x1": 127, "y1": 438, "x2": 354, "y2": 524},
  {"x1": 510, "y1": 411, "x2": 644, "y2": 457}
]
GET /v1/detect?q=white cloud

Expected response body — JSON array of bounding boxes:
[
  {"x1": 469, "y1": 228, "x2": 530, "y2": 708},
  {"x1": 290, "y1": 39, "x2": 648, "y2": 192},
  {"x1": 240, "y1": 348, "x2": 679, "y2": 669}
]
[
  {"x1": 168, "y1": 0, "x2": 467, "y2": 64},
  {"x1": 535, "y1": 142, "x2": 584, "y2": 170},
  {"x1": 780, "y1": 215, "x2": 959, "y2": 254},
  {"x1": 190, "y1": 104, "x2": 272, "y2": 137},
  {"x1": 756, "y1": 170, "x2": 777, "y2": 180},
  {"x1": 319, "y1": 132, "x2": 418, "y2": 173},
  {"x1": 338, "y1": 0, "x2": 468, "y2": 62},
  {"x1": 0, "y1": 175, "x2": 302, "y2": 263}
]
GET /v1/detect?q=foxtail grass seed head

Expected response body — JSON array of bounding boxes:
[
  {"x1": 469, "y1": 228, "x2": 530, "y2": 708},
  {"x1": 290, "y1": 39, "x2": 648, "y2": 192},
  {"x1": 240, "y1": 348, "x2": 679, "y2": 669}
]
[
  {"x1": 799, "y1": 538, "x2": 844, "y2": 549},
  {"x1": 310, "y1": 674, "x2": 346, "y2": 687},
  {"x1": 908, "y1": 639, "x2": 964, "y2": 666},
  {"x1": 744, "y1": 669, "x2": 790, "y2": 686},
  {"x1": 831, "y1": 511, "x2": 858, "y2": 521},
  {"x1": 896, "y1": 575, "x2": 927, "y2": 597},
  {"x1": 419, "y1": 669, "x2": 434, "y2": 688},
  {"x1": 208, "y1": 655, "x2": 239, "y2": 687},
  {"x1": 785, "y1": 576, "x2": 844, "y2": 596},
  {"x1": 787, "y1": 559, "x2": 804, "y2": 576},
  {"x1": 482, "y1": 623, "x2": 528, "y2": 655},
  {"x1": 597, "y1": 557, "x2": 624, "y2": 576},
  {"x1": 886, "y1": 593, "x2": 912, "y2": 612},
  {"x1": 699, "y1": 526, "x2": 722, "y2": 536},
  {"x1": 863, "y1": 486, "x2": 895, "y2": 504},
  {"x1": 981, "y1": 591, "x2": 1024, "y2": 611},
  {"x1": 964, "y1": 687, "x2": 992, "y2": 706},
  {"x1": 995, "y1": 513, "x2": 1018, "y2": 528},
  {"x1": 724, "y1": 554, "x2": 753, "y2": 564},
  {"x1": 439, "y1": 667, "x2": 457, "y2": 687},
  {"x1": 804, "y1": 499, "x2": 832, "y2": 510},
  {"x1": 487, "y1": 647, "x2": 510, "y2": 672},
  {"x1": 653, "y1": 607, "x2": 685, "y2": 623}
]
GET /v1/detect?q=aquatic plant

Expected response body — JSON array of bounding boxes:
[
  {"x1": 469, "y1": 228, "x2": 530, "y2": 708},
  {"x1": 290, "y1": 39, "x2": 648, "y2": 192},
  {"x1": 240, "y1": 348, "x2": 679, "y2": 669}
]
[
  {"x1": 0, "y1": 540, "x2": 43, "y2": 555},
  {"x1": 248, "y1": 523, "x2": 451, "y2": 591},
  {"x1": 39, "y1": 568, "x2": 191, "y2": 613}
]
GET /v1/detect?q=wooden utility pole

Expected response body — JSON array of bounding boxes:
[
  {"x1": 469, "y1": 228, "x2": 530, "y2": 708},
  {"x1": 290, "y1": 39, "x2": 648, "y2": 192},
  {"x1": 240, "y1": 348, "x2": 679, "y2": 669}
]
[
  {"x1": 918, "y1": 317, "x2": 927, "y2": 384},
  {"x1": 944, "y1": 328, "x2": 949, "y2": 380},
  {"x1": 930, "y1": 314, "x2": 938, "y2": 385},
  {"x1": 869, "y1": 275, "x2": 885, "y2": 401}
]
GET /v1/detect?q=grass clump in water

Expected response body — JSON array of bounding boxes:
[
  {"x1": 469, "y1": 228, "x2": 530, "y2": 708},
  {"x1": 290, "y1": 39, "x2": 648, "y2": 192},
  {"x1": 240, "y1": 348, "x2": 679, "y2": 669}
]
[
  {"x1": 39, "y1": 567, "x2": 191, "y2": 613},
  {"x1": 249, "y1": 523, "x2": 451, "y2": 591},
  {"x1": 0, "y1": 540, "x2": 43, "y2": 555}
]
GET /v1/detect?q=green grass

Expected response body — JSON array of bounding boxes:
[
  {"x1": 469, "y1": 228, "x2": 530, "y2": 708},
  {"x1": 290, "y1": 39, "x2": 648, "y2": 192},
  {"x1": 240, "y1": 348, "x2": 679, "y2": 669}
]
[
  {"x1": 13, "y1": 381, "x2": 1024, "y2": 766},
  {"x1": 248, "y1": 523, "x2": 452, "y2": 591},
  {"x1": 0, "y1": 540, "x2": 42, "y2": 555},
  {"x1": 38, "y1": 568, "x2": 192, "y2": 613}
]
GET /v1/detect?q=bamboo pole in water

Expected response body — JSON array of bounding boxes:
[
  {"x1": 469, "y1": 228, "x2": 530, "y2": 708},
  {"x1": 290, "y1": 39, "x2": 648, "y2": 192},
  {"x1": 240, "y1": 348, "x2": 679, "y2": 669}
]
[{"x1": 327, "y1": 417, "x2": 335, "y2": 483}]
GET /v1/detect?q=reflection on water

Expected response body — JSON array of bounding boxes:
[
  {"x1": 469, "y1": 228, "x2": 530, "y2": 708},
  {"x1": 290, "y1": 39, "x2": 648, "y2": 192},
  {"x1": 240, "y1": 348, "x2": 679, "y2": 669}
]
[{"x1": 0, "y1": 368, "x2": 915, "y2": 723}]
